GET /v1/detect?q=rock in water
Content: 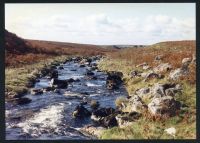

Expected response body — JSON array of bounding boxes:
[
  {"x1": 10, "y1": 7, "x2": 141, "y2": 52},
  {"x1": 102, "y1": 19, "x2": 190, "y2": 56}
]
[
  {"x1": 49, "y1": 70, "x2": 58, "y2": 79},
  {"x1": 50, "y1": 78, "x2": 68, "y2": 89},
  {"x1": 30, "y1": 88, "x2": 43, "y2": 95},
  {"x1": 72, "y1": 105, "x2": 91, "y2": 118},
  {"x1": 106, "y1": 71, "x2": 123, "y2": 90},
  {"x1": 12, "y1": 97, "x2": 32, "y2": 105}
]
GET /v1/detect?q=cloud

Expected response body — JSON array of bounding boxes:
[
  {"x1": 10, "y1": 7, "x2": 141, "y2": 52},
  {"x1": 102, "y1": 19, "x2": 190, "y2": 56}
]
[{"x1": 5, "y1": 13, "x2": 195, "y2": 44}]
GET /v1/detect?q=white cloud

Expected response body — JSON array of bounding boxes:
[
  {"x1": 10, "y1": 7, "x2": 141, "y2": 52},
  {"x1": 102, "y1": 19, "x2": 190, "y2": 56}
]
[{"x1": 5, "y1": 13, "x2": 195, "y2": 44}]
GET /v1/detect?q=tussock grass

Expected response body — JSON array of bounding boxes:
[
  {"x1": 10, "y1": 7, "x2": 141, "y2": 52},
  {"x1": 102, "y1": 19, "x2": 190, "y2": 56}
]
[{"x1": 5, "y1": 55, "x2": 69, "y2": 97}]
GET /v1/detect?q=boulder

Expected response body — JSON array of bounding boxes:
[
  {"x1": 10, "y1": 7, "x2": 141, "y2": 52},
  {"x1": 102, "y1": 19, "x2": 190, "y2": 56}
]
[
  {"x1": 154, "y1": 55, "x2": 163, "y2": 61},
  {"x1": 192, "y1": 53, "x2": 196, "y2": 63},
  {"x1": 169, "y1": 68, "x2": 189, "y2": 80},
  {"x1": 136, "y1": 62, "x2": 148, "y2": 68},
  {"x1": 143, "y1": 65, "x2": 151, "y2": 70},
  {"x1": 42, "y1": 86, "x2": 55, "y2": 92},
  {"x1": 12, "y1": 97, "x2": 32, "y2": 105},
  {"x1": 72, "y1": 105, "x2": 91, "y2": 118},
  {"x1": 129, "y1": 95, "x2": 147, "y2": 113},
  {"x1": 91, "y1": 107, "x2": 115, "y2": 122},
  {"x1": 115, "y1": 112, "x2": 141, "y2": 128},
  {"x1": 6, "y1": 91, "x2": 23, "y2": 99},
  {"x1": 58, "y1": 66, "x2": 64, "y2": 70},
  {"x1": 148, "y1": 96, "x2": 181, "y2": 116},
  {"x1": 153, "y1": 63, "x2": 172, "y2": 73},
  {"x1": 130, "y1": 70, "x2": 142, "y2": 78},
  {"x1": 49, "y1": 70, "x2": 58, "y2": 79},
  {"x1": 30, "y1": 88, "x2": 43, "y2": 95},
  {"x1": 102, "y1": 114, "x2": 118, "y2": 128},
  {"x1": 106, "y1": 71, "x2": 123, "y2": 90},
  {"x1": 135, "y1": 87, "x2": 150, "y2": 97},
  {"x1": 50, "y1": 78, "x2": 68, "y2": 88},
  {"x1": 85, "y1": 70, "x2": 95, "y2": 76},
  {"x1": 144, "y1": 71, "x2": 163, "y2": 81},
  {"x1": 151, "y1": 83, "x2": 179, "y2": 98},
  {"x1": 91, "y1": 108, "x2": 119, "y2": 128},
  {"x1": 67, "y1": 78, "x2": 76, "y2": 83},
  {"x1": 90, "y1": 100, "x2": 100, "y2": 110},
  {"x1": 80, "y1": 64, "x2": 86, "y2": 68},
  {"x1": 80, "y1": 125, "x2": 105, "y2": 138},
  {"x1": 182, "y1": 57, "x2": 192, "y2": 67}
]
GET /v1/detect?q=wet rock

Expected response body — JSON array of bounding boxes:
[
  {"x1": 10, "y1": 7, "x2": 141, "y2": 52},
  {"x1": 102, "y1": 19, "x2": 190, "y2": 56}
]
[
  {"x1": 80, "y1": 64, "x2": 86, "y2": 68},
  {"x1": 72, "y1": 57, "x2": 82, "y2": 63},
  {"x1": 90, "y1": 66, "x2": 98, "y2": 71},
  {"x1": 72, "y1": 105, "x2": 91, "y2": 118},
  {"x1": 54, "y1": 89, "x2": 61, "y2": 94},
  {"x1": 85, "y1": 70, "x2": 95, "y2": 76},
  {"x1": 12, "y1": 97, "x2": 32, "y2": 105},
  {"x1": 90, "y1": 100, "x2": 100, "y2": 110},
  {"x1": 42, "y1": 86, "x2": 55, "y2": 92},
  {"x1": 49, "y1": 70, "x2": 58, "y2": 79},
  {"x1": 85, "y1": 75, "x2": 97, "y2": 80},
  {"x1": 67, "y1": 78, "x2": 76, "y2": 83},
  {"x1": 30, "y1": 88, "x2": 43, "y2": 95},
  {"x1": 148, "y1": 96, "x2": 181, "y2": 116},
  {"x1": 91, "y1": 107, "x2": 115, "y2": 122},
  {"x1": 115, "y1": 112, "x2": 141, "y2": 128},
  {"x1": 129, "y1": 95, "x2": 147, "y2": 113},
  {"x1": 50, "y1": 78, "x2": 68, "y2": 89},
  {"x1": 153, "y1": 63, "x2": 172, "y2": 73},
  {"x1": 102, "y1": 114, "x2": 118, "y2": 128},
  {"x1": 58, "y1": 66, "x2": 64, "y2": 70},
  {"x1": 106, "y1": 71, "x2": 123, "y2": 90}
]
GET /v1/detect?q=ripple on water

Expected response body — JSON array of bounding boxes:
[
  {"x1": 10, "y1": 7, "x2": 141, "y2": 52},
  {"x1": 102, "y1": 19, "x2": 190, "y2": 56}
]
[{"x1": 16, "y1": 103, "x2": 66, "y2": 137}]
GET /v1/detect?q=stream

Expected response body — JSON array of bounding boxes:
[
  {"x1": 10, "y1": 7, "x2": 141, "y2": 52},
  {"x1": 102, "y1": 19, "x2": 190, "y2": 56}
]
[{"x1": 5, "y1": 57, "x2": 128, "y2": 140}]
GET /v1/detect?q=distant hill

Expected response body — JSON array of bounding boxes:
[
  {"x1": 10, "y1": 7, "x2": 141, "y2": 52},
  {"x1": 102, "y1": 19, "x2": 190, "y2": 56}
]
[{"x1": 5, "y1": 30, "x2": 116, "y2": 67}]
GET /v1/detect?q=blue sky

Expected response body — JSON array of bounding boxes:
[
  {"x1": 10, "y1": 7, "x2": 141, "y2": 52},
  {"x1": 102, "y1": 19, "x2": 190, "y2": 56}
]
[{"x1": 5, "y1": 3, "x2": 195, "y2": 45}]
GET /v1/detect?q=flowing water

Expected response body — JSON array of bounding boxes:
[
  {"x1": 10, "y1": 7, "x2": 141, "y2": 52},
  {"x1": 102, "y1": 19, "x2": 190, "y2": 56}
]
[{"x1": 5, "y1": 59, "x2": 128, "y2": 140}]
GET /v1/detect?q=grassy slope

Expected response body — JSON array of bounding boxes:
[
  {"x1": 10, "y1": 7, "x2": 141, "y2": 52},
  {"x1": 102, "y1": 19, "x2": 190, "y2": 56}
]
[{"x1": 98, "y1": 41, "x2": 196, "y2": 139}]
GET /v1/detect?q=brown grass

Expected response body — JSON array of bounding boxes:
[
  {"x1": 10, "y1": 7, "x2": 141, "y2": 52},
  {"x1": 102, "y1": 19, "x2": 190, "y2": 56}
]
[{"x1": 5, "y1": 29, "x2": 116, "y2": 67}]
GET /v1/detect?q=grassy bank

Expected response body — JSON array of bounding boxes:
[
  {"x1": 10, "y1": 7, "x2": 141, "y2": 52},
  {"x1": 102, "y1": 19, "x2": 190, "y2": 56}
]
[
  {"x1": 5, "y1": 55, "x2": 70, "y2": 98},
  {"x1": 98, "y1": 41, "x2": 196, "y2": 139}
]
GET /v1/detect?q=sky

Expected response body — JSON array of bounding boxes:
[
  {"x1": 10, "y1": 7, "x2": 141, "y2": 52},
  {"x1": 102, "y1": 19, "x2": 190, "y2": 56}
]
[{"x1": 5, "y1": 3, "x2": 196, "y2": 45}]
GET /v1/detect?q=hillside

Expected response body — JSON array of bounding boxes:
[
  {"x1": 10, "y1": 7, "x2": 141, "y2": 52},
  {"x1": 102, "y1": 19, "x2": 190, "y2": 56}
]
[
  {"x1": 5, "y1": 30, "x2": 115, "y2": 67},
  {"x1": 98, "y1": 40, "x2": 196, "y2": 139}
]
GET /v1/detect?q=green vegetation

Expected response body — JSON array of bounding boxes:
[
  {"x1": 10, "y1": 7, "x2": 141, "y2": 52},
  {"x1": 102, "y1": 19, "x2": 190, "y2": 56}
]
[
  {"x1": 5, "y1": 55, "x2": 69, "y2": 98},
  {"x1": 98, "y1": 41, "x2": 196, "y2": 139}
]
